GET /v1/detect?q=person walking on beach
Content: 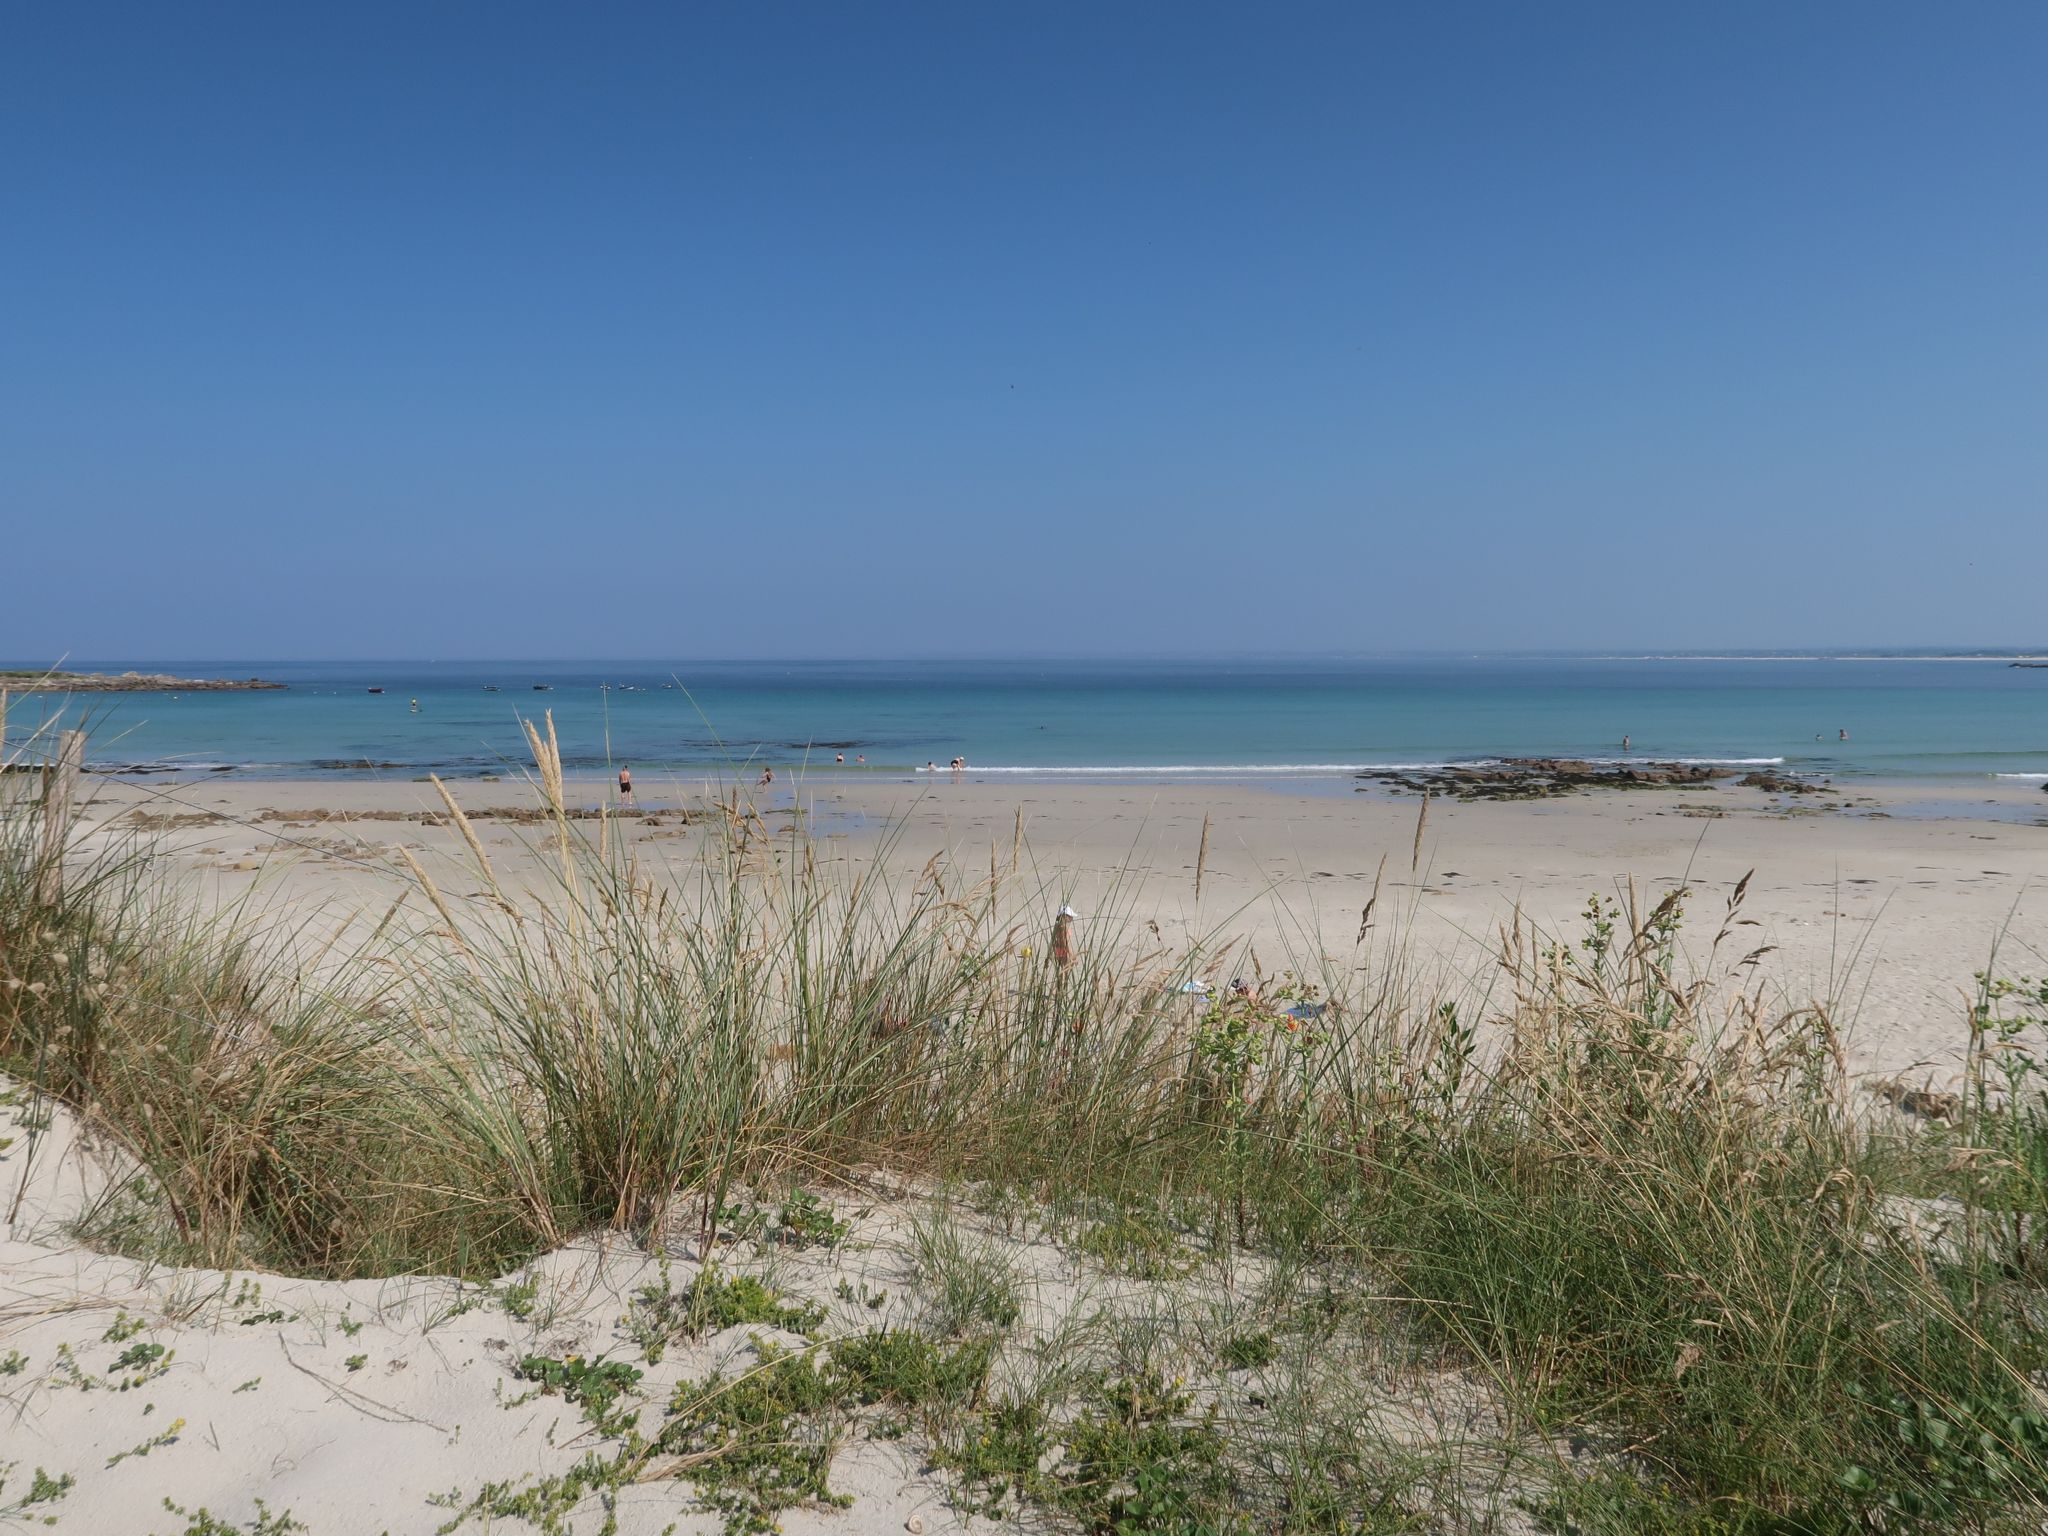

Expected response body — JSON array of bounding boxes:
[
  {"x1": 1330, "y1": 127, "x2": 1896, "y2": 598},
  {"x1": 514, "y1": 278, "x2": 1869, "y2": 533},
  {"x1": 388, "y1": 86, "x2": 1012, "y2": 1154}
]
[
  {"x1": 618, "y1": 764, "x2": 633, "y2": 807},
  {"x1": 759, "y1": 766, "x2": 774, "y2": 788}
]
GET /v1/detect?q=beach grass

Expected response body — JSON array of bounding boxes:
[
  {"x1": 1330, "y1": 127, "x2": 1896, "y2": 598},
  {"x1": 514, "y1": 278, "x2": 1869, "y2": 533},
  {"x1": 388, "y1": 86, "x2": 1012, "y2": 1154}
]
[{"x1": 6, "y1": 721, "x2": 2048, "y2": 1531}]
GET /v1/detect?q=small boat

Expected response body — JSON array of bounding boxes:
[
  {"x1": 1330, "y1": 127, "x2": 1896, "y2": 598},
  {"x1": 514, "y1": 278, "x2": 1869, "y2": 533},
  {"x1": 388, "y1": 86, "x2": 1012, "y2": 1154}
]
[
  {"x1": 482, "y1": 685, "x2": 499, "y2": 692},
  {"x1": 367, "y1": 687, "x2": 384, "y2": 694},
  {"x1": 532, "y1": 684, "x2": 553, "y2": 691}
]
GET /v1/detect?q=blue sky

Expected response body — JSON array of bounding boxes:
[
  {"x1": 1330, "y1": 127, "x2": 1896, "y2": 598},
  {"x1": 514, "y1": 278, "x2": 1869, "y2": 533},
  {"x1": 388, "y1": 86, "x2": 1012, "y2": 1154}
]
[{"x1": 4, "y1": 2, "x2": 2044, "y2": 659}]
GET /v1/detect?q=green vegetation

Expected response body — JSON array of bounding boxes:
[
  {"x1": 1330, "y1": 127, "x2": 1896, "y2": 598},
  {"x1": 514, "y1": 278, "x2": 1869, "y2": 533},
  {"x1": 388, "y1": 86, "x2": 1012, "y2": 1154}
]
[
  {"x1": 513, "y1": 1353, "x2": 643, "y2": 1426},
  {"x1": 155, "y1": 1499, "x2": 304, "y2": 1536},
  {"x1": 1219, "y1": 1330, "x2": 1275, "y2": 1370},
  {"x1": 0, "y1": 1463, "x2": 75, "y2": 1524},
  {"x1": 10, "y1": 715, "x2": 2048, "y2": 1529},
  {"x1": 773, "y1": 1190, "x2": 848, "y2": 1249},
  {"x1": 909, "y1": 1208, "x2": 1022, "y2": 1335}
]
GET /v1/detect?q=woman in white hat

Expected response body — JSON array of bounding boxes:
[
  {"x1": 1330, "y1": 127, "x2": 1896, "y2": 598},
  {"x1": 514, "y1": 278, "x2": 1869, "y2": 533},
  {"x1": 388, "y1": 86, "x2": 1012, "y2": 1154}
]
[{"x1": 1051, "y1": 905, "x2": 1078, "y2": 973}]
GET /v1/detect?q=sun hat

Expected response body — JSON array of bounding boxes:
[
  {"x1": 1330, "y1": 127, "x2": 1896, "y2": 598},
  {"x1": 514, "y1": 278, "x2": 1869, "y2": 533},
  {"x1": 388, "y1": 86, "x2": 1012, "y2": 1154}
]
[{"x1": 1058, "y1": 905, "x2": 1078, "y2": 917}]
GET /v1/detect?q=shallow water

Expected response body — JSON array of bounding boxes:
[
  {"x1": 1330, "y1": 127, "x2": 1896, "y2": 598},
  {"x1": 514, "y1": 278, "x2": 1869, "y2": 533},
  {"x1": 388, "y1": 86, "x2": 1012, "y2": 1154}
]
[{"x1": 8, "y1": 656, "x2": 2047, "y2": 785}]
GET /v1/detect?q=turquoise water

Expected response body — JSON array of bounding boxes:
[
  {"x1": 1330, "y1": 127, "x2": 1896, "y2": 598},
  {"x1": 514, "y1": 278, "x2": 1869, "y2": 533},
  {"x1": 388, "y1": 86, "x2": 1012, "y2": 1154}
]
[{"x1": 7, "y1": 658, "x2": 2048, "y2": 784}]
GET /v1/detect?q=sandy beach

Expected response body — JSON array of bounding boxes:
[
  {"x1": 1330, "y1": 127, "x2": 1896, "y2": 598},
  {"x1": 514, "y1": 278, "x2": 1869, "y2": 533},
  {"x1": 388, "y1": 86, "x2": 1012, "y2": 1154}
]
[
  {"x1": 72, "y1": 769, "x2": 2048, "y2": 1083},
  {"x1": 5, "y1": 768, "x2": 2045, "y2": 1531}
]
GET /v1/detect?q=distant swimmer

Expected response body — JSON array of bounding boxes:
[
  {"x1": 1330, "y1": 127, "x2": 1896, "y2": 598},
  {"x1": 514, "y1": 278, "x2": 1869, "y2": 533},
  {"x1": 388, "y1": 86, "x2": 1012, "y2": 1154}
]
[
  {"x1": 835, "y1": 753, "x2": 844, "y2": 764},
  {"x1": 409, "y1": 698, "x2": 420, "y2": 713},
  {"x1": 926, "y1": 761, "x2": 938, "y2": 772},
  {"x1": 618, "y1": 765, "x2": 633, "y2": 807},
  {"x1": 1621, "y1": 735, "x2": 1630, "y2": 753},
  {"x1": 1839, "y1": 728, "x2": 1849, "y2": 742},
  {"x1": 855, "y1": 755, "x2": 865, "y2": 765}
]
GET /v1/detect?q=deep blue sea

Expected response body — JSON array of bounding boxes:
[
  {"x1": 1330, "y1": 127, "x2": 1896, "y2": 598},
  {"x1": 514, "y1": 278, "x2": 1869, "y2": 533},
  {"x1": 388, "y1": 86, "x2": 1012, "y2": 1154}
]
[{"x1": 7, "y1": 658, "x2": 2048, "y2": 785}]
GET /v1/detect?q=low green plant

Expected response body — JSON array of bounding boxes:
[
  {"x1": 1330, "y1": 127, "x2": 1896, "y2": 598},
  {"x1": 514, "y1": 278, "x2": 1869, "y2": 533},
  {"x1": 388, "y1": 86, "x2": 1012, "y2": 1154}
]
[
  {"x1": 677, "y1": 1266, "x2": 826, "y2": 1339},
  {"x1": 1839, "y1": 1390, "x2": 2048, "y2": 1523},
  {"x1": 776, "y1": 1191, "x2": 849, "y2": 1249},
  {"x1": 513, "y1": 1352, "x2": 643, "y2": 1424},
  {"x1": 496, "y1": 1277, "x2": 540, "y2": 1321},
  {"x1": 107, "y1": 1417, "x2": 185, "y2": 1467},
  {"x1": 657, "y1": 1348, "x2": 851, "y2": 1535},
  {"x1": 1219, "y1": 1331, "x2": 1275, "y2": 1370},
  {"x1": 110, "y1": 1340, "x2": 172, "y2": 1389},
  {"x1": 156, "y1": 1497, "x2": 306, "y2": 1535},
  {"x1": 834, "y1": 1278, "x2": 887, "y2": 1309},
  {"x1": 829, "y1": 1328, "x2": 993, "y2": 1409},
  {"x1": 0, "y1": 1463, "x2": 75, "y2": 1524},
  {"x1": 1073, "y1": 1205, "x2": 1189, "y2": 1280},
  {"x1": 432, "y1": 1453, "x2": 627, "y2": 1536}
]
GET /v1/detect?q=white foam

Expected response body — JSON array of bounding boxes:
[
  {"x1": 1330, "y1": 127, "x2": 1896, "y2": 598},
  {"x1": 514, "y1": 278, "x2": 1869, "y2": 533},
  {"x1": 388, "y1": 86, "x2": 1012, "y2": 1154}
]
[
  {"x1": 947, "y1": 756, "x2": 1784, "y2": 776},
  {"x1": 944, "y1": 763, "x2": 1487, "y2": 776},
  {"x1": 1994, "y1": 772, "x2": 2048, "y2": 781},
  {"x1": 1577, "y1": 756, "x2": 1786, "y2": 767}
]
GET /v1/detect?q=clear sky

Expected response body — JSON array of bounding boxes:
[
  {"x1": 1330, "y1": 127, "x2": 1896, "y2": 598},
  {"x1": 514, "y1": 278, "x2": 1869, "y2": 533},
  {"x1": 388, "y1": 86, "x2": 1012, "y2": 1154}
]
[{"x1": 4, "y1": 2, "x2": 2044, "y2": 660}]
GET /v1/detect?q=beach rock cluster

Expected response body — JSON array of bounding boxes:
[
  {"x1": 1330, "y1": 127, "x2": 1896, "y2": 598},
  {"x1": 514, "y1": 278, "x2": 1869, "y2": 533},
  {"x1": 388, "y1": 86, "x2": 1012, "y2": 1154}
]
[
  {"x1": 1359, "y1": 759, "x2": 1732, "y2": 801},
  {"x1": 1737, "y1": 769, "x2": 1834, "y2": 796}
]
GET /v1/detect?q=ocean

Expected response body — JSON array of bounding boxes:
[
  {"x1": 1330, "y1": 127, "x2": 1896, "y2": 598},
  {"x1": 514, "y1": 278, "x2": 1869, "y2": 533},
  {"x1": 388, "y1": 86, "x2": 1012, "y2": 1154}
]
[{"x1": 7, "y1": 657, "x2": 2048, "y2": 785}]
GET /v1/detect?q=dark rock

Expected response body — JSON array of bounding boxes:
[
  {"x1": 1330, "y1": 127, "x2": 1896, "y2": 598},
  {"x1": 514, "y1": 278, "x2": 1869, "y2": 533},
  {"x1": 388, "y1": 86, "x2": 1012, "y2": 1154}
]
[
  {"x1": 1738, "y1": 770, "x2": 1833, "y2": 795},
  {"x1": 1358, "y1": 758, "x2": 1733, "y2": 801}
]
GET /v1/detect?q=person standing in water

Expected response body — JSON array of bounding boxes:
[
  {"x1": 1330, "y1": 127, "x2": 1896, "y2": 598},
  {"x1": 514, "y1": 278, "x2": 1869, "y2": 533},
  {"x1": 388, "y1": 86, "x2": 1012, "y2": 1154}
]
[
  {"x1": 1621, "y1": 735, "x2": 1630, "y2": 753},
  {"x1": 618, "y1": 764, "x2": 633, "y2": 807}
]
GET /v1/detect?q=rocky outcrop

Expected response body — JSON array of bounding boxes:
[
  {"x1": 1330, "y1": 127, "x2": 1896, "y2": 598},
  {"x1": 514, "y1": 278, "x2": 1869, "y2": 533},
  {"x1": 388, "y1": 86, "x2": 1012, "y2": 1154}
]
[
  {"x1": 1359, "y1": 759, "x2": 1733, "y2": 801},
  {"x1": 0, "y1": 671, "x2": 283, "y2": 692}
]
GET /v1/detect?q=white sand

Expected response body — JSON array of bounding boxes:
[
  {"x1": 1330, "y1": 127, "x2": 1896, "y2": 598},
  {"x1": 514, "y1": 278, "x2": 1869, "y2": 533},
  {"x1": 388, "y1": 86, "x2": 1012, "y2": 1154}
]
[{"x1": 1, "y1": 1082, "x2": 1513, "y2": 1534}]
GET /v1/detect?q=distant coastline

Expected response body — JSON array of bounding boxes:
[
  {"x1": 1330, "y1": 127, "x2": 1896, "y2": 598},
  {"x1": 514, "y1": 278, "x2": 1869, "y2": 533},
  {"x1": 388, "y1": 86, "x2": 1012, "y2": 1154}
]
[{"x1": 0, "y1": 670, "x2": 284, "y2": 693}]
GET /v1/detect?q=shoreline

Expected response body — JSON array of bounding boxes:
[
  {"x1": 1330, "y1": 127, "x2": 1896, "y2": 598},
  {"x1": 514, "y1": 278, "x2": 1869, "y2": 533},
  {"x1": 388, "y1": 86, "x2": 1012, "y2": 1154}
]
[{"x1": 74, "y1": 759, "x2": 2048, "y2": 821}]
